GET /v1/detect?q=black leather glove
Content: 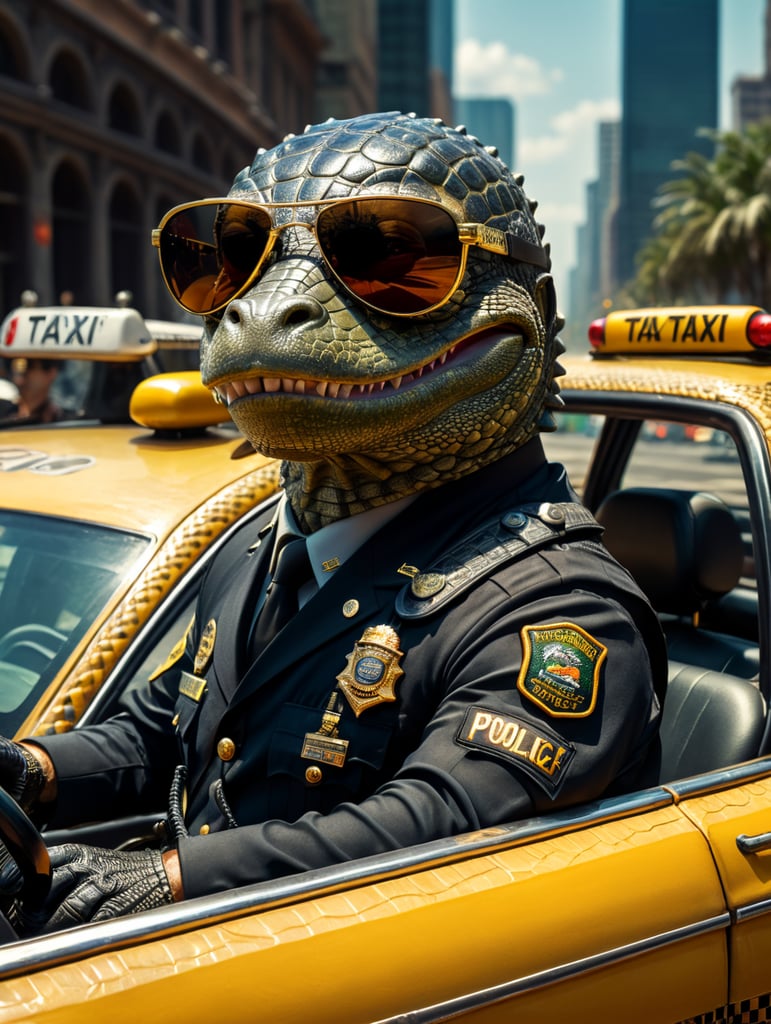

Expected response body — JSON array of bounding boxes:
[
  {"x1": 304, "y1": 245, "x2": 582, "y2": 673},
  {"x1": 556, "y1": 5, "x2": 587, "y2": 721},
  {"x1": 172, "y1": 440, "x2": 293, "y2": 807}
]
[
  {"x1": 0, "y1": 843, "x2": 22, "y2": 899},
  {"x1": 0, "y1": 737, "x2": 45, "y2": 811},
  {"x1": 18, "y1": 844, "x2": 173, "y2": 935}
]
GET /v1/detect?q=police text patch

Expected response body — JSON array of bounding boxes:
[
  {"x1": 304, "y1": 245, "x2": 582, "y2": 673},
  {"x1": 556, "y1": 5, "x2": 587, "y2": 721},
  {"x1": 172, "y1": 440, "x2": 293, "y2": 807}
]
[
  {"x1": 457, "y1": 706, "x2": 575, "y2": 796},
  {"x1": 517, "y1": 622, "x2": 606, "y2": 718}
]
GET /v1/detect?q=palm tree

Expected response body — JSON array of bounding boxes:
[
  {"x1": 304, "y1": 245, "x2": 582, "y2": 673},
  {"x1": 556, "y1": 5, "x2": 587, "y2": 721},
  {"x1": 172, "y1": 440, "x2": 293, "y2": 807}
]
[{"x1": 630, "y1": 121, "x2": 771, "y2": 308}]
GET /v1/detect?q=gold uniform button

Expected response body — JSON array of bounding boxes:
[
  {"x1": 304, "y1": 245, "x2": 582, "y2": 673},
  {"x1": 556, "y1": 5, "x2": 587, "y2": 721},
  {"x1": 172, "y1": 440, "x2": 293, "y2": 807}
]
[
  {"x1": 305, "y1": 765, "x2": 323, "y2": 785},
  {"x1": 199, "y1": 824, "x2": 210, "y2": 835},
  {"x1": 217, "y1": 737, "x2": 236, "y2": 761}
]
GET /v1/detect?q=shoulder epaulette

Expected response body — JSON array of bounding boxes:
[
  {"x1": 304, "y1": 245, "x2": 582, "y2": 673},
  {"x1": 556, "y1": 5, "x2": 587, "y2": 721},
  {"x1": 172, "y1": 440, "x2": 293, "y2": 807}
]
[{"x1": 395, "y1": 501, "x2": 602, "y2": 620}]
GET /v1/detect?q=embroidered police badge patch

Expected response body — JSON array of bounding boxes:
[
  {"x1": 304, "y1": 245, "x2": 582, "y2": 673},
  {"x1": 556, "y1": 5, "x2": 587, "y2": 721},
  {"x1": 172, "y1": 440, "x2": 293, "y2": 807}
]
[{"x1": 517, "y1": 622, "x2": 606, "y2": 718}]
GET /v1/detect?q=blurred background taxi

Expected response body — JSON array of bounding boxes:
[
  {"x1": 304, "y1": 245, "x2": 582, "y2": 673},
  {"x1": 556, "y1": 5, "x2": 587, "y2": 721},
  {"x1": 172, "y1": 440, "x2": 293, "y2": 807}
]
[{"x1": 0, "y1": 301, "x2": 278, "y2": 741}]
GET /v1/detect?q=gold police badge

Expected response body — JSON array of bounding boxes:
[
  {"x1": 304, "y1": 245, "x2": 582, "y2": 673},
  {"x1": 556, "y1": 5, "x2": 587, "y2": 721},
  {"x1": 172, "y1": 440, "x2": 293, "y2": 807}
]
[{"x1": 337, "y1": 625, "x2": 404, "y2": 717}]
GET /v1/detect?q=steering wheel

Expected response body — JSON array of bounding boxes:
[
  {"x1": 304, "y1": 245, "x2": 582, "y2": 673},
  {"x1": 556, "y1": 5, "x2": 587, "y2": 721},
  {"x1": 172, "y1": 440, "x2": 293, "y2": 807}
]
[
  {"x1": 0, "y1": 624, "x2": 66, "y2": 674},
  {"x1": 0, "y1": 785, "x2": 50, "y2": 910}
]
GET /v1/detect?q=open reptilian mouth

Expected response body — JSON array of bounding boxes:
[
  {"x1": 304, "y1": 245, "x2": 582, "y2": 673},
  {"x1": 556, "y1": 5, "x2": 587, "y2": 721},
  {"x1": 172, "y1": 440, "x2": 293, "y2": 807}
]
[{"x1": 212, "y1": 325, "x2": 524, "y2": 407}]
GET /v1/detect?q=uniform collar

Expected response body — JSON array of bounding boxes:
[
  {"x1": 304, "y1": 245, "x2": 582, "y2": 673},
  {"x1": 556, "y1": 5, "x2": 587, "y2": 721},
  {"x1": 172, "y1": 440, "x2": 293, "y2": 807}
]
[{"x1": 276, "y1": 493, "x2": 417, "y2": 592}]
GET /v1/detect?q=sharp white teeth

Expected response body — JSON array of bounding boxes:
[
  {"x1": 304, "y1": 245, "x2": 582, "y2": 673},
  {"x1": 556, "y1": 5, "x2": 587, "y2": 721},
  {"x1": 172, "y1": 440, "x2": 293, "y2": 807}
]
[{"x1": 221, "y1": 345, "x2": 459, "y2": 403}]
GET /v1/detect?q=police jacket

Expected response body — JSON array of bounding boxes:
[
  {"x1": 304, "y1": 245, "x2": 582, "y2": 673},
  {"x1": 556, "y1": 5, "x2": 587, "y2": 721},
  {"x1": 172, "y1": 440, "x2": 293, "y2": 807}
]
[{"x1": 36, "y1": 439, "x2": 666, "y2": 899}]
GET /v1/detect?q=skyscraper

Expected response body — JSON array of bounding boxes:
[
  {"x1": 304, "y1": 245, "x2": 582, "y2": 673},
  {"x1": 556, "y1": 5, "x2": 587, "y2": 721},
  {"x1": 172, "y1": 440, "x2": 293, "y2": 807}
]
[
  {"x1": 454, "y1": 98, "x2": 515, "y2": 168},
  {"x1": 377, "y1": 0, "x2": 454, "y2": 120},
  {"x1": 609, "y1": 0, "x2": 718, "y2": 293},
  {"x1": 732, "y1": 0, "x2": 771, "y2": 128},
  {"x1": 567, "y1": 120, "x2": 620, "y2": 348}
]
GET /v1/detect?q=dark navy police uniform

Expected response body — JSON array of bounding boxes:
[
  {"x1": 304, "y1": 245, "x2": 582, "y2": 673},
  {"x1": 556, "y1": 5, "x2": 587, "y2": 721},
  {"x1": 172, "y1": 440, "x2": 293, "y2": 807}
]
[{"x1": 35, "y1": 440, "x2": 666, "y2": 899}]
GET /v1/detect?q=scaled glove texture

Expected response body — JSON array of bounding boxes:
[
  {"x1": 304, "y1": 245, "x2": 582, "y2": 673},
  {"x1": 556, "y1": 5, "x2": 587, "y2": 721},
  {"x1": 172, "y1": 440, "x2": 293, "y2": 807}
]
[
  {"x1": 20, "y1": 844, "x2": 172, "y2": 935},
  {"x1": 0, "y1": 737, "x2": 44, "y2": 811}
]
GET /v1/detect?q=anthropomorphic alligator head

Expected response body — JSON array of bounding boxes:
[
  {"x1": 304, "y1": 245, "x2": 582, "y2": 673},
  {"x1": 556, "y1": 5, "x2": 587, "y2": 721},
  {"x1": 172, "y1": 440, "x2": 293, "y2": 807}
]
[{"x1": 164, "y1": 112, "x2": 565, "y2": 531}]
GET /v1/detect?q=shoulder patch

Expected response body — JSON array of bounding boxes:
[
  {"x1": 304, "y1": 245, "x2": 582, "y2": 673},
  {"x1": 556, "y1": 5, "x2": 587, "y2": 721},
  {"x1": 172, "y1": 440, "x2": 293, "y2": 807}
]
[
  {"x1": 148, "y1": 614, "x2": 195, "y2": 681},
  {"x1": 517, "y1": 622, "x2": 606, "y2": 719},
  {"x1": 457, "y1": 706, "x2": 575, "y2": 796}
]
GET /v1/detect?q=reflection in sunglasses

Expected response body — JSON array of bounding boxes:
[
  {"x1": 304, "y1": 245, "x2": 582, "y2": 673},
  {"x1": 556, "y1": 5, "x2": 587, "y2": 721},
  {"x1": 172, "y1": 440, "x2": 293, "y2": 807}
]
[{"x1": 154, "y1": 195, "x2": 548, "y2": 318}]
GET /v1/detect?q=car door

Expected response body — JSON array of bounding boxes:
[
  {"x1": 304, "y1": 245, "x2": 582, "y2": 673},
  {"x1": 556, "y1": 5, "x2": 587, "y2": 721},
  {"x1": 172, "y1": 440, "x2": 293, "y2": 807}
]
[
  {"x1": 0, "y1": 785, "x2": 731, "y2": 1024},
  {"x1": 675, "y1": 766, "x2": 771, "y2": 1019}
]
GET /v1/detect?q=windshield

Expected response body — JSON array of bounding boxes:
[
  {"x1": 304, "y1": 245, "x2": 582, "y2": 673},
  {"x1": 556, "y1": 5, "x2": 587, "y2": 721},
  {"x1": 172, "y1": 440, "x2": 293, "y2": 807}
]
[{"x1": 0, "y1": 512, "x2": 150, "y2": 735}]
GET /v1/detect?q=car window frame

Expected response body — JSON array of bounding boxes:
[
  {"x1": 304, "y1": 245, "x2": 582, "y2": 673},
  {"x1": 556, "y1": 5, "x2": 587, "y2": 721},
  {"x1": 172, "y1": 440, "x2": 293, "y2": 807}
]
[{"x1": 556, "y1": 388, "x2": 771, "y2": 736}]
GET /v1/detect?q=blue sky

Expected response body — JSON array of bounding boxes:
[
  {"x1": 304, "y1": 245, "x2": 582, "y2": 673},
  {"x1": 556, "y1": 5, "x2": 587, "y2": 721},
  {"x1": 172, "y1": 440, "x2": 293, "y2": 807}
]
[{"x1": 454, "y1": 0, "x2": 766, "y2": 310}]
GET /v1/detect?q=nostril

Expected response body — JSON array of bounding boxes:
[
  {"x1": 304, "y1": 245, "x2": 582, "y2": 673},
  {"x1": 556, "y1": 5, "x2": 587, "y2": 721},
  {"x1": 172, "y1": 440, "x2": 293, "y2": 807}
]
[
  {"x1": 284, "y1": 308, "x2": 312, "y2": 327},
  {"x1": 225, "y1": 305, "x2": 242, "y2": 325},
  {"x1": 278, "y1": 297, "x2": 327, "y2": 329}
]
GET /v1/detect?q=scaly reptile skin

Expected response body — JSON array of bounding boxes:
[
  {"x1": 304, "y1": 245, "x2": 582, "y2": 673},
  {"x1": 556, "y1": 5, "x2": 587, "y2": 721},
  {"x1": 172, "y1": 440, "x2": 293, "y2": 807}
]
[{"x1": 201, "y1": 112, "x2": 565, "y2": 532}]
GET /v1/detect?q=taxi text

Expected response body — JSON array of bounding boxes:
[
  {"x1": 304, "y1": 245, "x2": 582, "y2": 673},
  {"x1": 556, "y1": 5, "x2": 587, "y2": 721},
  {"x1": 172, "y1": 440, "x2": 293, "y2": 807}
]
[
  {"x1": 620, "y1": 311, "x2": 730, "y2": 345},
  {"x1": 3, "y1": 313, "x2": 105, "y2": 349}
]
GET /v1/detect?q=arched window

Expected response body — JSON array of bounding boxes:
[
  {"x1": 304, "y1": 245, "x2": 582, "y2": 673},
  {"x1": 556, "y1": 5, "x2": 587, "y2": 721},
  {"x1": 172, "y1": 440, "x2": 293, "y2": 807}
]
[
  {"x1": 49, "y1": 49, "x2": 91, "y2": 110},
  {"x1": 192, "y1": 133, "x2": 212, "y2": 173},
  {"x1": 109, "y1": 181, "x2": 144, "y2": 308},
  {"x1": 0, "y1": 17, "x2": 29, "y2": 81},
  {"x1": 52, "y1": 161, "x2": 91, "y2": 304},
  {"x1": 154, "y1": 110, "x2": 182, "y2": 156},
  {"x1": 0, "y1": 136, "x2": 28, "y2": 312},
  {"x1": 107, "y1": 82, "x2": 141, "y2": 135}
]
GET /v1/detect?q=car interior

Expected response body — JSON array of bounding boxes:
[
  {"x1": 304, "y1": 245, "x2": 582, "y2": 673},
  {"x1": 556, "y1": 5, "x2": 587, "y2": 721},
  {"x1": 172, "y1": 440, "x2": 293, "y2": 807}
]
[
  {"x1": 544, "y1": 408, "x2": 767, "y2": 785},
  {"x1": 595, "y1": 485, "x2": 765, "y2": 782}
]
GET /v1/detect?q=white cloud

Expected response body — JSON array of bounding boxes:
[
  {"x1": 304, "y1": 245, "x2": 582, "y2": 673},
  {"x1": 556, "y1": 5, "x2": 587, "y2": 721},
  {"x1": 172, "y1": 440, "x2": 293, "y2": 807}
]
[
  {"x1": 536, "y1": 201, "x2": 585, "y2": 227},
  {"x1": 520, "y1": 98, "x2": 620, "y2": 165},
  {"x1": 455, "y1": 38, "x2": 562, "y2": 97}
]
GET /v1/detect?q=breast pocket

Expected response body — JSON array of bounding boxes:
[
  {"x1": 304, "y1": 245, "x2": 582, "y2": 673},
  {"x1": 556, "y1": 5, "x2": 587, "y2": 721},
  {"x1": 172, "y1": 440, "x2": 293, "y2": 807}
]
[{"x1": 266, "y1": 703, "x2": 393, "y2": 818}]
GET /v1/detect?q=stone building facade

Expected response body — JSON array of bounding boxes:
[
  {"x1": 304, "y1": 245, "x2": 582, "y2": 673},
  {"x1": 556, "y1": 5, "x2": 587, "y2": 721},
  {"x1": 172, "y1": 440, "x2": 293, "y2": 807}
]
[{"x1": 0, "y1": 0, "x2": 349, "y2": 317}]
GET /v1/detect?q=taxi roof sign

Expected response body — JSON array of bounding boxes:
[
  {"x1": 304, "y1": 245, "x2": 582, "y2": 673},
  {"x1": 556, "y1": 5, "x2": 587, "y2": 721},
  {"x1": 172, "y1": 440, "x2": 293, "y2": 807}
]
[
  {"x1": 588, "y1": 305, "x2": 771, "y2": 357},
  {"x1": 1, "y1": 306, "x2": 158, "y2": 362}
]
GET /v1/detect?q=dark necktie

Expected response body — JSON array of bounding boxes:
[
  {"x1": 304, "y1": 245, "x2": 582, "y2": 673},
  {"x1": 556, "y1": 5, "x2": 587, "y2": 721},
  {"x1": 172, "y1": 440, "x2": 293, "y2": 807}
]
[{"x1": 249, "y1": 537, "x2": 311, "y2": 656}]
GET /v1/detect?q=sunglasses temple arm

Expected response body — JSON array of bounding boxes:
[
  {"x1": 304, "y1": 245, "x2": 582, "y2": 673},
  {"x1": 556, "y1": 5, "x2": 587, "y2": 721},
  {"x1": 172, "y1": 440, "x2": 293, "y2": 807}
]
[
  {"x1": 459, "y1": 223, "x2": 549, "y2": 271},
  {"x1": 506, "y1": 235, "x2": 550, "y2": 270}
]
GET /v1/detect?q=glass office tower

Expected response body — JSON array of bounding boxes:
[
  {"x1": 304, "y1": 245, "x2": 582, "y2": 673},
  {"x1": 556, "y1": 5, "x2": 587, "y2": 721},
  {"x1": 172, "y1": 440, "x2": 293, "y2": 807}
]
[{"x1": 612, "y1": 0, "x2": 718, "y2": 290}]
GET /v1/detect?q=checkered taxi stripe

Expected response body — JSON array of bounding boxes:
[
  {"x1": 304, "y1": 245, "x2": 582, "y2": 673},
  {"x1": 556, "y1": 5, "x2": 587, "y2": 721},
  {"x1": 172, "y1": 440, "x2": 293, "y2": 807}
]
[{"x1": 678, "y1": 992, "x2": 771, "y2": 1023}]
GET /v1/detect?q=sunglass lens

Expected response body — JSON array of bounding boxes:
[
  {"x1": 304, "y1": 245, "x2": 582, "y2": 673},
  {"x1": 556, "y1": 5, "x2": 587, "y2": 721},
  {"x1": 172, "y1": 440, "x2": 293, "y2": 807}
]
[
  {"x1": 160, "y1": 203, "x2": 271, "y2": 314},
  {"x1": 317, "y1": 199, "x2": 462, "y2": 314}
]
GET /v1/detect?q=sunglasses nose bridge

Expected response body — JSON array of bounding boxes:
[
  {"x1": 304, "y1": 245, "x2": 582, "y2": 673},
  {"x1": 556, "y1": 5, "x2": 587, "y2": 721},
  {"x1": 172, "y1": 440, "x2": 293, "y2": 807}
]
[{"x1": 270, "y1": 218, "x2": 322, "y2": 257}]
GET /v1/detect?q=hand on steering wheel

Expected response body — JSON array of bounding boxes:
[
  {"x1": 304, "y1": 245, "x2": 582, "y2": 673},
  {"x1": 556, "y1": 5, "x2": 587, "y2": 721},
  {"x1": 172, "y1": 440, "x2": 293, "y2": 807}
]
[{"x1": 0, "y1": 783, "x2": 51, "y2": 938}]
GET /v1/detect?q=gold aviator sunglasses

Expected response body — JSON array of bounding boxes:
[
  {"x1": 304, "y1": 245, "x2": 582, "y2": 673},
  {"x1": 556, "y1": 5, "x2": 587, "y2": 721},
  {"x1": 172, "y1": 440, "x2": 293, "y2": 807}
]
[{"x1": 152, "y1": 194, "x2": 549, "y2": 318}]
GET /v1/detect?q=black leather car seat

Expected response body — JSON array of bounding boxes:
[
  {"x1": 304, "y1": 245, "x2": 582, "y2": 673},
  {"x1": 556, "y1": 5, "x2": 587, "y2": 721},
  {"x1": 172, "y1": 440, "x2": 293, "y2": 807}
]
[
  {"x1": 595, "y1": 488, "x2": 765, "y2": 781},
  {"x1": 657, "y1": 661, "x2": 765, "y2": 781},
  {"x1": 595, "y1": 487, "x2": 756, "y2": 675}
]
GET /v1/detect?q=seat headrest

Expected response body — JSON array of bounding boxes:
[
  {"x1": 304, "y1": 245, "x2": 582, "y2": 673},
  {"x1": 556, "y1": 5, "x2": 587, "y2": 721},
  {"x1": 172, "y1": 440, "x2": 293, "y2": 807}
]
[{"x1": 595, "y1": 488, "x2": 744, "y2": 616}]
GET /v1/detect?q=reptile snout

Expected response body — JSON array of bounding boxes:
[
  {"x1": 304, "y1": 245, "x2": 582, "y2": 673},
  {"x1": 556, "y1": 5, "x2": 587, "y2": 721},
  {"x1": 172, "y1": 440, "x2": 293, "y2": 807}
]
[{"x1": 224, "y1": 294, "x2": 328, "y2": 332}]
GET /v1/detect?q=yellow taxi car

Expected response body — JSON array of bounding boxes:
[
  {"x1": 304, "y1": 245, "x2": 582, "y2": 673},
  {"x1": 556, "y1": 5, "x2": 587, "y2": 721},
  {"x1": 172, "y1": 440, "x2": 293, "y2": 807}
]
[
  {"x1": 0, "y1": 303, "x2": 279, "y2": 740},
  {"x1": 0, "y1": 306, "x2": 770, "y2": 1023}
]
